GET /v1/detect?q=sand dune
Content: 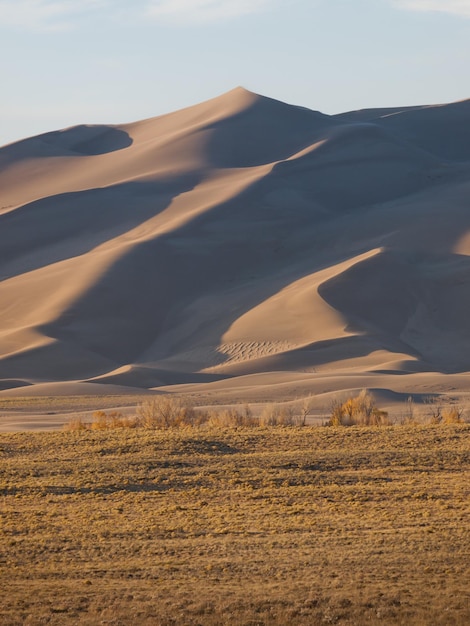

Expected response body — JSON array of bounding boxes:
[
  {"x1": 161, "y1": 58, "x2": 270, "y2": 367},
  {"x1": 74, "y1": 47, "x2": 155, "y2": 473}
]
[{"x1": 1, "y1": 87, "x2": 469, "y2": 416}]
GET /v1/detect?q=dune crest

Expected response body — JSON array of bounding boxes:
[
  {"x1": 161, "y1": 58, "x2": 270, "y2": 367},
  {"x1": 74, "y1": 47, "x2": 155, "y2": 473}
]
[{"x1": 1, "y1": 88, "x2": 470, "y2": 402}]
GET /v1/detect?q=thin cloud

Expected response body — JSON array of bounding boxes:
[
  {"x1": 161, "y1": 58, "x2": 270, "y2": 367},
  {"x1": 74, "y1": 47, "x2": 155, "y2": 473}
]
[
  {"x1": 392, "y1": 0, "x2": 470, "y2": 18},
  {"x1": 0, "y1": 0, "x2": 106, "y2": 32},
  {"x1": 0, "y1": 0, "x2": 274, "y2": 31},
  {"x1": 145, "y1": 0, "x2": 273, "y2": 24}
]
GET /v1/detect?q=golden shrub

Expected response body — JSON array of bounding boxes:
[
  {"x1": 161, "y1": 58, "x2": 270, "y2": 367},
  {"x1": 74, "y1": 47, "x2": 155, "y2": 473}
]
[{"x1": 329, "y1": 390, "x2": 389, "y2": 427}]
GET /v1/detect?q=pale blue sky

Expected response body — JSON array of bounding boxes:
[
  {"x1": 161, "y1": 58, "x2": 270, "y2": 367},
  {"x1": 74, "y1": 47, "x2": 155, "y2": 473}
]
[{"x1": 0, "y1": 0, "x2": 469, "y2": 146}]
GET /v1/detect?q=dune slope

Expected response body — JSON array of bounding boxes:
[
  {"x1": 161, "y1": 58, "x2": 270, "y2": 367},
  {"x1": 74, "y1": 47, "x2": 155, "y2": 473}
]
[{"x1": 0, "y1": 87, "x2": 469, "y2": 398}]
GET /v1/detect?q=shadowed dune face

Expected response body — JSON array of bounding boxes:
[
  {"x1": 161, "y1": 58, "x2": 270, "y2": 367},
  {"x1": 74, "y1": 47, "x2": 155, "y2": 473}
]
[
  {"x1": 49, "y1": 125, "x2": 134, "y2": 156},
  {"x1": 202, "y1": 94, "x2": 336, "y2": 168},
  {"x1": 0, "y1": 126, "x2": 133, "y2": 168},
  {"x1": 335, "y1": 99, "x2": 470, "y2": 162},
  {"x1": 0, "y1": 176, "x2": 202, "y2": 280},
  {"x1": 0, "y1": 87, "x2": 469, "y2": 396}
]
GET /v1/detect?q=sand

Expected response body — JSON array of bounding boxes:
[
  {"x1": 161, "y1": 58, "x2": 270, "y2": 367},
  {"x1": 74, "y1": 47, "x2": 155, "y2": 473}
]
[{"x1": 1, "y1": 87, "x2": 469, "y2": 428}]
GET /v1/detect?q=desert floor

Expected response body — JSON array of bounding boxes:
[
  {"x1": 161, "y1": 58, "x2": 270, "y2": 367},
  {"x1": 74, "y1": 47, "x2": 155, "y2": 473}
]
[{"x1": 1, "y1": 423, "x2": 469, "y2": 625}]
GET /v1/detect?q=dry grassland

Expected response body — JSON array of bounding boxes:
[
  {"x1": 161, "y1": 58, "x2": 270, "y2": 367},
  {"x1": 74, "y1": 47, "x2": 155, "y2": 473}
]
[{"x1": 1, "y1": 425, "x2": 469, "y2": 625}]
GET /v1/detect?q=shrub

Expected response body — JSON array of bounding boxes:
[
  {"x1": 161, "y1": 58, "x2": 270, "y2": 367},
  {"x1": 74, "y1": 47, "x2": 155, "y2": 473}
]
[
  {"x1": 329, "y1": 398, "x2": 346, "y2": 427},
  {"x1": 90, "y1": 410, "x2": 138, "y2": 429},
  {"x1": 328, "y1": 390, "x2": 389, "y2": 427},
  {"x1": 425, "y1": 396, "x2": 443, "y2": 424},
  {"x1": 136, "y1": 396, "x2": 205, "y2": 429},
  {"x1": 427, "y1": 398, "x2": 465, "y2": 425},
  {"x1": 64, "y1": 411, "x2": 138, "y2": 431},
  {"x1": 441, "y1": 407, "x2": 464, "y2": 425},
  {"x1": 64, "y1": 417, "x2": 89, "y2": 431},
  {"x1": 206, "y1": 406, "x2": 257, "y2": 428},
  {"x1": 259, "y1": 403, "x2": 299, "y2": 427},
  {"x1": 298, "y1": 395, "x2": 314, "y2": 426}
]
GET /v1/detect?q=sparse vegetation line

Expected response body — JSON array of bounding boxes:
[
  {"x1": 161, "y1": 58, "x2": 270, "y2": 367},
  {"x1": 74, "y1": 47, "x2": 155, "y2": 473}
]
[{"x1": 64, "y1": 391, "x2": 466, "y2": 432}]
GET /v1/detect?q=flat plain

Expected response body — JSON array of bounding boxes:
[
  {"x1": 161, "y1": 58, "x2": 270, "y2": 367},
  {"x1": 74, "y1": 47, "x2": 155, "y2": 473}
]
[{"x1": 1, "y1": 423, "x2": 469, "y2": 625}]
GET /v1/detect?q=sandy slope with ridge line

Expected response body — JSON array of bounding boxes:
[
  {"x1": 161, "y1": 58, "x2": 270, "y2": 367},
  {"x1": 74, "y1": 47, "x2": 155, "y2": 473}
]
[{"x1": 1, "y1": 87, "x2": 470, "y2": 429}]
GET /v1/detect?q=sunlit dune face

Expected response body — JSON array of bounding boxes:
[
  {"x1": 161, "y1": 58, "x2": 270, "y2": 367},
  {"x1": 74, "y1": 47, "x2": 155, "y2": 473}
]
[{"x1": 454, "y1": 230, "x2": 470, "y2": 256}]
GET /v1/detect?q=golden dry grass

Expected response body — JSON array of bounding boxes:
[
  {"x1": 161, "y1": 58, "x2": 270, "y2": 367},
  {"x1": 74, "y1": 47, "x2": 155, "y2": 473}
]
[{"x1": 1, "y1": 424, "x2": 469, "y2": 625}]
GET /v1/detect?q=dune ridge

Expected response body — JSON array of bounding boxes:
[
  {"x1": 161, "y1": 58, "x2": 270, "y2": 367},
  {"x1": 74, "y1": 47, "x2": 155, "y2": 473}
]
[{"x1": 1, "y1": 87, "x2": 469, "y2": 410}]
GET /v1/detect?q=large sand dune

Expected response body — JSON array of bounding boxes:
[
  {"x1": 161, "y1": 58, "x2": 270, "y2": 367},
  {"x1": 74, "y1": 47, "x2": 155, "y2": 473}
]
[{"x1": 1, "y1": 87, "x2": 470, "y2": 413}]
